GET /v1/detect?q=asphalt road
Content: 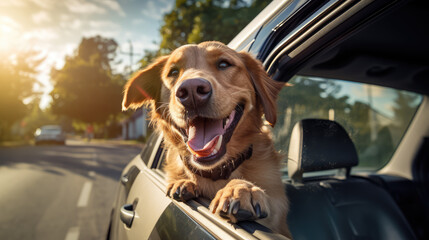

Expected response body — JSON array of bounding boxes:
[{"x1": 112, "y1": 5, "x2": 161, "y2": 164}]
[{"x1": 0, "y1": 139, "x2": 142, "y2": 240}]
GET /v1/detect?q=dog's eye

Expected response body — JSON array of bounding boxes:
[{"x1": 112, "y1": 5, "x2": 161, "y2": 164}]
[
  {"x1": 217, "y1": 60, "x2": 231, "y2": 70},
  {"x1": 168, "y1": 68, "x2": 179, "y2": 77}
]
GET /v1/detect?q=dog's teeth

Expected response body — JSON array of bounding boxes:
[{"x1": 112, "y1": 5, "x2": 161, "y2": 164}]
[
  {"x1": 212, "y1": 149, "x2": 218, "y2": 155},
  {"x1": 225, "y1": 118, "x2": 230, "y2": 128},
  {"x1": 215, "y1": 135, "x2": 222, "y2": 152}
]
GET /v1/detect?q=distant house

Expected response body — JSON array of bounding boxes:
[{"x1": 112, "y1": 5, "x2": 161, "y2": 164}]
[{"x1": 121, "y1": 108, "x2": 149, "y2": 140}]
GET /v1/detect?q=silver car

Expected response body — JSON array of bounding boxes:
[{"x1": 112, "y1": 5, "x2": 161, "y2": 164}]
[
  {"x1": 108, "y1": 0, "x2": 429, "y2": 239},
  {"x1": 34, "y1": 125, "x2": 66, "y2": 145}
]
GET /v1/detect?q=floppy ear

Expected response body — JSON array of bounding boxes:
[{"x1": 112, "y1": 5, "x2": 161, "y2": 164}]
[
  {"x1": 239, "y1": 52, "x2": 285, "y2": 126},
  {"x1": 122, "y1": 55, "x2": 169, "y2": 110}
]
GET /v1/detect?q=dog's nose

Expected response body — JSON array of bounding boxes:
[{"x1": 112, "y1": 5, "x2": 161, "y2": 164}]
[{"x1": 176, "y1": 78, "x2": 212, "y2": 109}]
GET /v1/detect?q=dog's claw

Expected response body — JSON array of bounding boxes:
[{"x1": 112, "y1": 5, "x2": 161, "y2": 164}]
[
  {"x1": 210, "y1": 180, "x2": 270, "y2": 223},
  {"x1": 218, "y1": 199, "x2": 266, "y2": 222},
  {"x1": 235, "y1": 209, "x2": 254, "y2": 221},
  {"x1": 173, "y1": 187, "x2": 181, "y2": 200},
  {"x1": 229, "y1": 199, "x2": 240, "y2": 215},
  {"x1": 254, "y1": 203, "x2": 261, "y2": 218},
  {"x1": 222, "y1": 200, "x2": 229, "y2": 212},
  {"x1": 180, "y1": 188, "x2": 195, "y2": 201},
  {"x1": 168, "y1": 180, "x2": 197, "y2": 202}
]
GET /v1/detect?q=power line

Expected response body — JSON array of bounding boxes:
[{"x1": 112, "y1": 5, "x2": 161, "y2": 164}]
[{"x1": 119, "y1": 40, "x2": 141, "y2": 76}]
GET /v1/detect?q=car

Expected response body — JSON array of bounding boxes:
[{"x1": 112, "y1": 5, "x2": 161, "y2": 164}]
[
  {"x1": 34, "y1": 125, "x2": 66, "y2": 145},
  {"x1": 107, "y1": 0, "x2": 429, "y2": 239}
]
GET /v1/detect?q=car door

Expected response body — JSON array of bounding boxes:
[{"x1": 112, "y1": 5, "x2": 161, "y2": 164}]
[
  {"x1": 120, "y1": 135, "x2": 219, "y2": 240},
  {"x1": 108, "y1": 133, "x2": 232, "y2": 240},
  {"x1": 108, "y1": 133, "x2": 165, "y2": 240},
  {"x1": 110, "y1": 132, "x2": 290, "y2": 240}
]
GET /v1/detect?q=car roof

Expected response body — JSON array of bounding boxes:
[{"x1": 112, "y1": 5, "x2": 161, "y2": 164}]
[
  {"x1": 299, "y1": 0, "x2": 429, "y2": 95},
  {"x1": 231, "y1": 0, "x2": 429, "y2": 95}
]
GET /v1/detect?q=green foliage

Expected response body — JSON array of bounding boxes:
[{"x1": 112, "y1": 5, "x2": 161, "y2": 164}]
[
  {"x1": 392, "y1": 91, "x2": 420, "y2": 125},
  {"x1": 138, "y1": 49, "x2": 159, "y2": 69},
  {"x1": 19, "y1": 98, "x2": 72, "y2": 138},
  {"x1": 0, "y1": 51, "x2": 44, "y2": 140},
  {"x1": 137, "y1": 0, "x2": 269, "y2": 72},
  {"x1": 274, "y1": 76, "x2": 422, "y2": 170},
  {"x1": 50, "y1": 36, "x2": 124, "y2": 124},
  {"x1": 275, "y1": 77, "x2": 377, "y2": 165},
  {"x1": 77, "y1": 36, "x2": 118, "y2": 71},
  {"x1": 159, "y1": 0, "x2": 270, "y2": 53}
]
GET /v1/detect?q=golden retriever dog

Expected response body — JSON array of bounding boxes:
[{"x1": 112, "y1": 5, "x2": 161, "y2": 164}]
[{"x1": 122, "y1": 41, "x2": 291, "y2": 238}]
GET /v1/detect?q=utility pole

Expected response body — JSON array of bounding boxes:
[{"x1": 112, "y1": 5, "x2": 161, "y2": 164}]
[{"x1": 120, "y1": 40, "x2": 141, "y2": 77}]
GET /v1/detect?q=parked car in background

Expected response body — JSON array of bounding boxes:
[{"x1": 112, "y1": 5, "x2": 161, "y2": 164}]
[
  {"x1": 108, "y1": 0, "x2": 429, "y2": 239},
  {"x1": 34, "y1": 125, "x2": 66, "y2": 145}
]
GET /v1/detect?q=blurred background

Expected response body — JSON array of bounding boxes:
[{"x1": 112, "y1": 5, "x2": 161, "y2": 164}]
[
  {"x1": 0, "y1": 1, "x2": 270, "y2": 239},
  {"x1": 0, "y1": 0, "x2": 270, "y2": 144},
  {"x1": 0, "y1": 1, "x2": 424, "y2": 239}
]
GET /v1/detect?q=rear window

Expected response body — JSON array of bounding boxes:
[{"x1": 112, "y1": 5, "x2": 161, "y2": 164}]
[
  {"x1": 273, "y1": 75, "x2": 423, "y2": 172},
  {"x1": 40, "y1": 126, "x2": 62, "y2": 134}
]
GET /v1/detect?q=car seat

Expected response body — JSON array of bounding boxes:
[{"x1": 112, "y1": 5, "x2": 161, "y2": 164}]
[{"x1": 286, "y1": 119, "x2": 416, "y2": 240}]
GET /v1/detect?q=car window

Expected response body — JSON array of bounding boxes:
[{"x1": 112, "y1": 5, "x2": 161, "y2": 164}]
[
  {"x1": 41, "y1": 129, "x2": 62, "y2": 134},
  {"x1": 140, "y1": 133, "x2": 158, "y2": 165},
  {"x1": 272, "y1": 75, "x2": 423, "y2": 174},
  {"x1": 157, "y1": 148, "x2": 167, "y2": 170}
]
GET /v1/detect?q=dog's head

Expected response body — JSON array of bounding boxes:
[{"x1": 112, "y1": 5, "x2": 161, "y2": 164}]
[{"x1": 122, "y1": 41, "x2": 283, "y2": 171}]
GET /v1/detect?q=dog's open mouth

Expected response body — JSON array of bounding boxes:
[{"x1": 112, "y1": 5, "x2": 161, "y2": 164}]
[{"x1": 182, "y1": 104, "x2": 244, "y2": 165}]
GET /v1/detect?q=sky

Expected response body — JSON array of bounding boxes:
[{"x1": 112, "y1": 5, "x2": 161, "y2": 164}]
[{"x1": 0, "y1": 0, "x2": 175, "y2": 108}]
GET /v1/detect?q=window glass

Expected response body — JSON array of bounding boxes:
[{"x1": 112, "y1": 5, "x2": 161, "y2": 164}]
[
  {"x1": 140, "y1": 132, "x2": 158, "y2": 165},
  {"x1": 273, "y1": 75, "x2": 423, "y2": 173},
  {"x1": 158, "y1": 148, "x2": 167, "y2": 171}
]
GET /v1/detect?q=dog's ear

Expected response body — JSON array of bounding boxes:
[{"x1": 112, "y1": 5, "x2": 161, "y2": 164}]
[
  {"x1": 122, "y1": 55, "x2": 169, "y2": 110},
  {"x1": 239, "y1": 52, "x2": 284, "y2": 126}
]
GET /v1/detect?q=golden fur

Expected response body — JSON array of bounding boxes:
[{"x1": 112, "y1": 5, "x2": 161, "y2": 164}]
[{"x1": 122, "y1": 41, "x2": 290, "y2": 238}]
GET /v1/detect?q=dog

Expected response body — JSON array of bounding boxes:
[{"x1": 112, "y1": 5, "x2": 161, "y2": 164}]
[{"x1": 122, "y1": 41, "x2": 291, "y2": 238}]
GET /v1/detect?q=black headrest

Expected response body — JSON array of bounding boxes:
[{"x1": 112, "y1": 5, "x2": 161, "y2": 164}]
[{"x1": 288, "y1": 119, "x2": 358, "y2": 183}]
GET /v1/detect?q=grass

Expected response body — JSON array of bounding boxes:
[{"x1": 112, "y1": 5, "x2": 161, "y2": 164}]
[{"x1": 0, "y1": 139, "x2": 34, "y2": 147}]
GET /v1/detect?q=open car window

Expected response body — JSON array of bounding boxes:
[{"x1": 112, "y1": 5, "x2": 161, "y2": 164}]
[
  {"x1": 151, "y1": 75, "x2": 423, "y2": 177},
  {"x1": 273, "y1": 75, "x2": 423, "y2": 176}
]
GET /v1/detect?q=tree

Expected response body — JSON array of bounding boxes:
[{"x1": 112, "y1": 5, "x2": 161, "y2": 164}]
[
  {"x1": 50, "y1": 36, "x2": 123, "y2": 124},
  {"x1": 0, "y1": 51, "x2": 44, "y2": 140},
  {"x1": 77, "y1": 35, "x2": 118, "y2": 71},
  {"x1": 392, "y1": 91, "x2": 420, "y2": 126},
  {"x1": 136, "y1": 0, "x2": 270, "y2": 76},
  {"x1": 138, "y1": 49, "x2": 159, "y2": 69},
  {"x1": 159, "y1": 0, "x2": 270, "y2": 54}
]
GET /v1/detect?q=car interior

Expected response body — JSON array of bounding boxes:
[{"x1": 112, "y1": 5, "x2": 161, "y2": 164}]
[
  {"x1": 278, "y1": 0, "x2": 429, "y2": 239},
  {"x1": 286, "y1": 119, "x2": 416, "y2": 239},
  {"x1": 138, "y1": 1, "x2": 429, "y2": 239}
]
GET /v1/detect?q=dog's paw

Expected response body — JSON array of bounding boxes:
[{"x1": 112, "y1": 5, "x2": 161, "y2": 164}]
[
  {"x1": 209, "y1": 179, "x2": 269, "y2": 223},
  {"x1": 166, "y1": 179, "x2": 199, "y2": 202}
]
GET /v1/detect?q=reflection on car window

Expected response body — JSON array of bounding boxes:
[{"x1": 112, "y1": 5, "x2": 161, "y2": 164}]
[
  {"x1": 158, "y1": 148, "x2": 167, "y2": 171},
  {"x1": 140, "y1": 133, "x2": 157, "y2": 165},
  {"x1": 273, "y1": 75, "x2": 423, "y2": 173}
]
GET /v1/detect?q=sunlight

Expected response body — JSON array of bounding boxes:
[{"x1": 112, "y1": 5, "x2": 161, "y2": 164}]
[{"x1": 0, "y1": 15, "x2": 20, "y2": 56}]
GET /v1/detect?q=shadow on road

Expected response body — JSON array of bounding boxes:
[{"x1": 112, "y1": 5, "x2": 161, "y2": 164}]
[{"x1": 0, "y1": 141, "x2": 142, "y2": 181}]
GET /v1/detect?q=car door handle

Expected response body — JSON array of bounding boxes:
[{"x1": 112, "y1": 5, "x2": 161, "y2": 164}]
[
  {"x1": 120, "y1": 204, "x2": 135, "y2": 228},
  {"x1": 120, "y1": 175, "x2": 129, "y2": 185}
]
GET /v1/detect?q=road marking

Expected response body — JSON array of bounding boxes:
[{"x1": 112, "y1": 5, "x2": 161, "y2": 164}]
[
  {"x1": 77, "y1": 181, "x2": 93, "y2": 207},
  {"x1": 88, "y1": 171, "x2": 96, "y2": 177},
  {"x1": 65, "y1": 227, "x2": 80, "y2": 240}
]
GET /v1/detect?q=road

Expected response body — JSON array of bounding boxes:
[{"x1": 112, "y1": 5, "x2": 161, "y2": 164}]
[{"x1": 0, "y1": 140, "x2": 142, "y2": 240}]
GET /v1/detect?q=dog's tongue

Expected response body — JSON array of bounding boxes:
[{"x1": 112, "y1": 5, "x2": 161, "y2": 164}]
[{"x1": 187, "y1": 118, "x2": 223, "y2": 154}]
